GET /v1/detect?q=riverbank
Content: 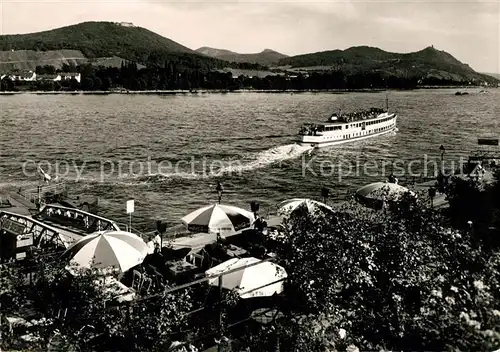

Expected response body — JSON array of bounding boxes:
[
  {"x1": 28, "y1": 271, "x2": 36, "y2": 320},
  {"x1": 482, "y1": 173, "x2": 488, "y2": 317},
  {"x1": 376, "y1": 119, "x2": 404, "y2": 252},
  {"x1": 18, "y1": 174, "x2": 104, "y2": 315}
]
[
  {"x1": 0, "y1": 86, "x2": 492, "y2": 95},
  {"x1": 0, "y1": 88, "x2": 382, "y2": 95}
]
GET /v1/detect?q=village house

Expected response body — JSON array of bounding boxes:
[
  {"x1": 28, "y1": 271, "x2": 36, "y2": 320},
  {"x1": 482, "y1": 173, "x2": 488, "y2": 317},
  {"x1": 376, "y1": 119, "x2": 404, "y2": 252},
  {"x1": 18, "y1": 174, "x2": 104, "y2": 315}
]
[
  {"x1": 3, "y1": 70, "x2": 37, "y2": 81},
  {"x1": 37, "y1": 72, "x2": 81, "y2": 83},
  {"x1": 53, "y1": 72, "x2": 81, "y2": 83}
]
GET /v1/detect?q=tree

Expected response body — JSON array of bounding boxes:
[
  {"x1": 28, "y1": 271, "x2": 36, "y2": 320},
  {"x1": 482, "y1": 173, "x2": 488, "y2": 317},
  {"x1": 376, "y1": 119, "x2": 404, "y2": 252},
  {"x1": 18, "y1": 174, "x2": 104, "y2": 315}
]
[
  {"x1": 445, "y1": 171, "x2": 500, "y2": 249},
  {"x1": 248, "y1": 194, "x2": 500, "y2": 351},
  {"x1": 127, "y1": 290, "x2": 193, "y2": 351},
  {"x1": 1, "y1": 260, "x2": 195, "y2": 352},
  {"x1": 0, "y1": 263, "x2": 28, "y2": 314}
]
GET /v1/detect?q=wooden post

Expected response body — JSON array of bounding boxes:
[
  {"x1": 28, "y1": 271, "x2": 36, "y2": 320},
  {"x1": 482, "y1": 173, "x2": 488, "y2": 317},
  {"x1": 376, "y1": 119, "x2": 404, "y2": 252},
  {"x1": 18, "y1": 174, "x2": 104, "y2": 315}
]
[
  {"x1": 216, "y1": 182, "x2": 223, "y2": 204},
  {"x1": 37, "y1": 185, "x2": 42, "y2": 208}
]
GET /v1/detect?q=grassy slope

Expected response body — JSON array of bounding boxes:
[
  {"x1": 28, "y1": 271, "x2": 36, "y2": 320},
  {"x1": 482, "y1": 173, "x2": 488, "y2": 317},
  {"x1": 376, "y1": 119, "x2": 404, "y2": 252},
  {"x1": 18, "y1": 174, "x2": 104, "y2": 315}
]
[
  {"x1": 0, "y1": 50, "x2": 147, "y2": 71},
  {"x1": 0, "y1": 49, "x2": 87, "y2": 71},
  {"x1": 483, "y1": 72, "x2": 500, "y2": 80}
]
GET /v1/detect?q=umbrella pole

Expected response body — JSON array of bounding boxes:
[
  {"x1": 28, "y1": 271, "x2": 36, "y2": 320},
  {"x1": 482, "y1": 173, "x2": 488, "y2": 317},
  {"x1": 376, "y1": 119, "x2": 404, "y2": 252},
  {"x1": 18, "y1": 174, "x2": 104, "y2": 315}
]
[{"x1": 218, "y1": 275, "x2": 223, "y2": 352}]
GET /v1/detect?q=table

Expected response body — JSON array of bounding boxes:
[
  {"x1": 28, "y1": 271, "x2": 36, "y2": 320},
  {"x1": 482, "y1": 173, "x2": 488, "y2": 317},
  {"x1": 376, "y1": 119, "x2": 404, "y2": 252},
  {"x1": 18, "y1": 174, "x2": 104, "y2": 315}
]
[
  {"x1": 95, "y1": 276, "x2": 136, "y2": 302},
  {"x1": 226, "y1": 244, "x2": 248, "y2": 258},
  {"x1": 168, "y1": 260, "x2": 197, "y2": 277}
]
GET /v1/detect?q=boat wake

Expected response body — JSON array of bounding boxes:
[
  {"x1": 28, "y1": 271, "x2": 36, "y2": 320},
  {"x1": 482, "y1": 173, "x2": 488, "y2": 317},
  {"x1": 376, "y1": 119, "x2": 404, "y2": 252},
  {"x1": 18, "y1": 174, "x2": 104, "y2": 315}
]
[
  {"x1": 215, "y1": 143, "x2": 313, "y2": 176},
  {"x1": 111, "y1": 143, "x2": 313, "y2": 184},
  {"x1": 2, "y1": 143, "x2": 314, "y2": 188}
]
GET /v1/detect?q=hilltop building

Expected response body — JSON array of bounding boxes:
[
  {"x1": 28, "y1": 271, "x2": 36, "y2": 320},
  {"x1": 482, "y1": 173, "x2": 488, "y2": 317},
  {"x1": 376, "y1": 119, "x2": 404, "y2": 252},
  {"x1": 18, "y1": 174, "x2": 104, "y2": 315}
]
[{"x1": 116, "y1": 22, "x2": 134, "y2": 27}]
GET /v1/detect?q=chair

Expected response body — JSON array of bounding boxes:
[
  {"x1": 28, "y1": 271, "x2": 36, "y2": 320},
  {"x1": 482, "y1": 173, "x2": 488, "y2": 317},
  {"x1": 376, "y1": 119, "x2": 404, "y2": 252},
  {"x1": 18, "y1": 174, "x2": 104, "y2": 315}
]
[
  {"x1": 141, "y1": 277, "x2": 152, "y2": 295},
  {"x1": 57, "y1": 308, "x2": 67, "y2": 320},
  {"x1": 131, "y1": 270, "x2": 142, "y2": 291}
]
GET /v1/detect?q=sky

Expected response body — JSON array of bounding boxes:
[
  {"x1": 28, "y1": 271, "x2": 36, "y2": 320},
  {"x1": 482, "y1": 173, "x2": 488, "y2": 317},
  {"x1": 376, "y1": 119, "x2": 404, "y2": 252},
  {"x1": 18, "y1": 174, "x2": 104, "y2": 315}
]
[{"x1": 1, "y1": 0, "x2": 499, "y2": 73}]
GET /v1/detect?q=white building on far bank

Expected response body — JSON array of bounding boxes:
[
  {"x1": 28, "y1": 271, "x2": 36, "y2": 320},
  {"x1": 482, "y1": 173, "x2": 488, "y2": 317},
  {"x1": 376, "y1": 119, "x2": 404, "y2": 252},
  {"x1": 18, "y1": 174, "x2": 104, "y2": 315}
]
[{"x1": 53, "y1": 72, "x2": 81, "y2": 83}]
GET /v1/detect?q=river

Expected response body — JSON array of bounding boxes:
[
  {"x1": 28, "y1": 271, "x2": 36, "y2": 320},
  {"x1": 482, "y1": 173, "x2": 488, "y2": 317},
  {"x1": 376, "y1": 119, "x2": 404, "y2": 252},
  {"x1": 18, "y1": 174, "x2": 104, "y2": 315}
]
[{"x1": 1, "y1": 89, "x2": 498, "y2": 230}]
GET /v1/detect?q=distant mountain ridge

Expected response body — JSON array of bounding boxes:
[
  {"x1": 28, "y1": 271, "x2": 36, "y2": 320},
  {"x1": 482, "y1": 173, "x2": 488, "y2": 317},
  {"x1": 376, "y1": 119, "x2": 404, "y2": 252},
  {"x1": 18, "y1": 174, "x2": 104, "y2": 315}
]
[
  {"x1": 275, "y1": 46, "x2": 497, "y2": 84},
  {"x1": 195, "y1": 46, "x2": 288, "y2": 66}
]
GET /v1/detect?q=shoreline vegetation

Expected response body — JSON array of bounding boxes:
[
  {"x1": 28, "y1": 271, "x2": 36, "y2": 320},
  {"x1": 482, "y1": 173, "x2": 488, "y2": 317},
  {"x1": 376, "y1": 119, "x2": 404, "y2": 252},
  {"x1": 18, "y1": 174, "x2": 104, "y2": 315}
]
[
  {"x1": 0, "y1": 86, "x2": 491, "y2": 95},
  {"x1": 2, "y1": 61, "x2": 496, "y2": 95}
]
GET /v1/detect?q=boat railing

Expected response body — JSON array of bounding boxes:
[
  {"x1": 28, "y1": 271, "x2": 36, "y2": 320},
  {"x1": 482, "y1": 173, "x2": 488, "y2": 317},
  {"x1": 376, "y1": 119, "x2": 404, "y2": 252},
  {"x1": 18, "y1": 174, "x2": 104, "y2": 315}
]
[
  {"x1": 35, "y1": 204, "x2": 120, "y2": 234},
  {"x1": 0, "y1": 211, "x2": 67, "y2": 251}
]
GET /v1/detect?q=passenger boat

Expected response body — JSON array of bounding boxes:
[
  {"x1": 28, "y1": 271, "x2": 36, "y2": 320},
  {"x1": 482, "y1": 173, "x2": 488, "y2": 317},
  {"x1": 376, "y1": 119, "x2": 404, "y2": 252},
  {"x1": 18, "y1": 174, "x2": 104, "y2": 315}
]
[{"x1": 297, "y1": 99, "x2": 397, "y2": 148}]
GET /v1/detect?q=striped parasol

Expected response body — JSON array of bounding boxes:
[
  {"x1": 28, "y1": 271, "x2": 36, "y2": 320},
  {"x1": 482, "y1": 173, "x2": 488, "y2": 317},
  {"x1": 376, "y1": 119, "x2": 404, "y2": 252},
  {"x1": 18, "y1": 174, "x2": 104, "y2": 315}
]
[
  {"x1": 355, "y1": 182, "x2": 414, "y2": 209},
  {"x1": 61, "y1": 231, "x2": 148, "y2": 273},
  {"x1": 356, "y1": 182, "x2": 411, "y2": 201},
  {"x1": 205, "y1": 257, "x2": 287, "y2": 298},
  {"x1": 181, "y1": 204, "x2": 255, "y2": 234},
  {"x1": 277, "y1": 198, "x2": 334, "y2": 217}
]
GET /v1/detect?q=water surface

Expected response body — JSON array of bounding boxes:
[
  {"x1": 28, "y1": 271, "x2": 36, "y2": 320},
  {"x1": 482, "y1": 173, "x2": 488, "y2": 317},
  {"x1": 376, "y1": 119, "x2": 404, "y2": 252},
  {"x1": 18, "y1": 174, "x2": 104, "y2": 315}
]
[{"x1": 1, "y1": 89, "x2": 499, "y2": 230}]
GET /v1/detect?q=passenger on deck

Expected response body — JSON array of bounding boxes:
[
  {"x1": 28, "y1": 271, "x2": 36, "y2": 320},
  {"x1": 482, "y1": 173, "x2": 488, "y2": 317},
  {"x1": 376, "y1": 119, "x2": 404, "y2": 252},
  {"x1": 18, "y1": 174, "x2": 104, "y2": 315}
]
[
  {"x1": 216, "y1": 182, "x2": 223, "y2": 203},
  {"x1": 254, "y1": 216, "x2": 264, "y2": 232},
  {"x1": 437, "y1": 172, "x2": 445, "y2": 192}
]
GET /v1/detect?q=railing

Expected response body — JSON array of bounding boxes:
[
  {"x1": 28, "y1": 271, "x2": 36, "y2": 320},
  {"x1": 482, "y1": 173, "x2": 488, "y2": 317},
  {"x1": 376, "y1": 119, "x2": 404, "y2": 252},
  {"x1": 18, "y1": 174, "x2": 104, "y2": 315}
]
[
  {"x1": 19, "y1": 182, "x2": 67, "y2": 205},
  {"x1": 114, "y1": 222, "x2": 157, "y2": 242},
  {"x1": 0, "y1": 211, "x2": 66, "y2": 249},
  {"x1": 35, "y1": 204, "x2": 120, "y2": 234},
  {"x1": 469, "y1": 150, "x2": 500, "y2": 161},
  {"x1": 0, "y1": 194, "x2": 12, "y2": 208}
]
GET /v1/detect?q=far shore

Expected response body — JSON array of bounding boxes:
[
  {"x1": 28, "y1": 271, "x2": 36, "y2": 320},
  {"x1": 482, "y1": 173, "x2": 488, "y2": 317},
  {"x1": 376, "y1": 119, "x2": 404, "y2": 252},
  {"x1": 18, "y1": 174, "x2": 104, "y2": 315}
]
[{"x1": 0, "y1": 86, "x2": 493, "y2": 95}]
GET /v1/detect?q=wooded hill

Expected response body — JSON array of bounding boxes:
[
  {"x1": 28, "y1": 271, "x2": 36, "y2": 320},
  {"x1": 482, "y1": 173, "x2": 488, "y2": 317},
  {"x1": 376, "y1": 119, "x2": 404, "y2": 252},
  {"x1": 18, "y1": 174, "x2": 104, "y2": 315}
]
[
  {"x1": 0, "y1": 22, "x2": 265, "y2": 72},
  {"x1": 275, "y1": 46, "x2": 497, "y2": 84}
]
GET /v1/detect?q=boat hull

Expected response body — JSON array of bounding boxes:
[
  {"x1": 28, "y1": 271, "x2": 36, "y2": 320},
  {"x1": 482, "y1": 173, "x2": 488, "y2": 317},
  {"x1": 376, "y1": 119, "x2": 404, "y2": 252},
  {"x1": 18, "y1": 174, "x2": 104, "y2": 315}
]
[
  {"x1": 298, "y1": 112, "x2": 397, "y2": 149},
  {"x1": 299, "y1": 126, "x2": 397, "y2": 149}
]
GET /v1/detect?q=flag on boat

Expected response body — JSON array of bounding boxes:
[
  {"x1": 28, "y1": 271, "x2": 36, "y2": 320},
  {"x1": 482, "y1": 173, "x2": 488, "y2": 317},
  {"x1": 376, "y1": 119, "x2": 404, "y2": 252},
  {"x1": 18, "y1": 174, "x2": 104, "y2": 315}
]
[
  {"x1": 181, "y1": 204, "x2": 255, "y2": 234},
  {"x1": 38, "y1": 166, "x2": 52, "y2": 182}
]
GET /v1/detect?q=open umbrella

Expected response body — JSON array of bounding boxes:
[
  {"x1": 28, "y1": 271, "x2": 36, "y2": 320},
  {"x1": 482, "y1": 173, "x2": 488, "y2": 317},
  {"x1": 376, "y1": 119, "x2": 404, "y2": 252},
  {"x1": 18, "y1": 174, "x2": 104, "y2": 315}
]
[
  {"x1": 277, "y1": 198, "x2": 334, "y2": 217},
  {"x1": 205, "y1": 257, "x2": 287, "y2": 299},
  {"x1": 355, "y1": 182, "x2": 414, "y2": 209},
  {"x1": 181, "y1": 204, "x2": 255, "y2": 234},
  {"x1": 61, "y1": 230, "x2": 148, "y2": 273}
]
